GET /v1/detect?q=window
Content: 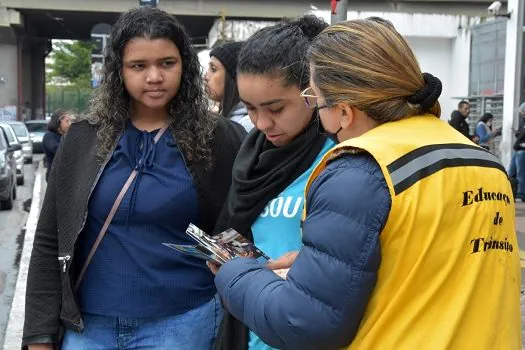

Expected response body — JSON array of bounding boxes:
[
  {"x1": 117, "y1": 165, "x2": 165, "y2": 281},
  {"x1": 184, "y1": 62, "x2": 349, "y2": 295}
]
[
  {"x1": 9, "y1": 123, "x2": 28, "y2": 138},
  {"x1": 0, "y1": 126, "x2": 15, "y2": 143},
  {"x1": 25, "y1": 122, "x2": 47, "y2": 132},
  {"x1": 469, "y1": 20, "x2": 507, "y2": 96},
  {"x1": 0, "y1": 131, "x2": 6, "y2": 150}
]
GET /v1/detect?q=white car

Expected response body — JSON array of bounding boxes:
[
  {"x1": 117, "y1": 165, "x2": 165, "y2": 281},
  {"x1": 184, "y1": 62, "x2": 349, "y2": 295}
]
[
  {"x1": 5, "y1": 121, "x2": 33, "y2": 164},
  {"x1": 25, "y1": 120, "x2": 47, "y2": 153},
  {"x1": 0, "y1": 123, "x2": 25, "y2": 186}
]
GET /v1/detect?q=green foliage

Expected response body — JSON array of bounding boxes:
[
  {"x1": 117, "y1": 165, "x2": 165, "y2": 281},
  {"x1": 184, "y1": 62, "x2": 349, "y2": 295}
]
[{"x1": 47, "y1": 41, "x2": 93, "y2": 88}]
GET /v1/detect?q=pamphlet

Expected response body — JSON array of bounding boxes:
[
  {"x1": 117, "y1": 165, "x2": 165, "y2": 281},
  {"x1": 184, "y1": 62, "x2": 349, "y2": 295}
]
[{"x1": 163, "y1": 224, "x2": 289, "y2": 279}]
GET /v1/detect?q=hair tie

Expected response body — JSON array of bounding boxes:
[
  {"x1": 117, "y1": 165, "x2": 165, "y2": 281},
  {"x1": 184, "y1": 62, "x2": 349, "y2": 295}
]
[{"x1": 407, "y1": 73, "x2": 442, "y2": 112}]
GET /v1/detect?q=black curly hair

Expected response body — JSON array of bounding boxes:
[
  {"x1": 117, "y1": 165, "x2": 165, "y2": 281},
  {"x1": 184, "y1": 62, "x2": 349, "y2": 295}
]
[
  {"x1": 237, "y1": 15, "x2": 328, "y2": 89},
  {"x1": 88, "y1": 7, "x2": 216, "y2": 162}
]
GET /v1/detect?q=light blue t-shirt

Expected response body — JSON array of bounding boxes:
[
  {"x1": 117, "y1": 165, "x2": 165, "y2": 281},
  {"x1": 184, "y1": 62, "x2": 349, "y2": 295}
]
[{"x1": 248, "y1": 139, "x2": 334, "y2": 350}]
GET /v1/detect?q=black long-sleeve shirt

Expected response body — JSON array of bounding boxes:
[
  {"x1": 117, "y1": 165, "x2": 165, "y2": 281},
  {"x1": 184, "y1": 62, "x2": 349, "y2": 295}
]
[
  {"x1": 42, "y1": 131, "x2": 61, "y2": 180},
  {"x1": 449, "y1": 111, "x2": 472, "y2": 140}
]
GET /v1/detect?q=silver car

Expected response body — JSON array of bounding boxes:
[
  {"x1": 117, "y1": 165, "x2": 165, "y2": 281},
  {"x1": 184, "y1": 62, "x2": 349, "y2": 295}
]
[
  {"x1": 5, "y1": 121, "x2": 33, "y2": 163},
  {"x1": 25, "y1": 120, "x2": 48, "y2": 153},
  {"x1": 0, "y1": 123, "x2": 25, "y2": 186},
  {"x1": 0, "y1": 128, "x2": 18, "y2": 210}
]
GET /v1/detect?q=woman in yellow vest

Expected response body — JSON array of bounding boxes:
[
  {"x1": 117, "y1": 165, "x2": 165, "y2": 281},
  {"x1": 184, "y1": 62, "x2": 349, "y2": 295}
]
[{"x1": 212, "y1": 18, "x2": 521, "y2": 349}]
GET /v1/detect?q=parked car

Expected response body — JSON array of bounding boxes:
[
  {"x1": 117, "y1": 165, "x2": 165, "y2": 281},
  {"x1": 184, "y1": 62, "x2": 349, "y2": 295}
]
[
  {"x1": 25, "y1": 120, "x2": 47, "y2": 153},
  {"x1": 0, "y1": 127, "x2": 19, "y2": 210},
  {"x1": 0, "y1": 123, "x2": 25, "y2": 186},
  {"x1": 5, "y1": 121, "x2": 33, "y2": 163}
]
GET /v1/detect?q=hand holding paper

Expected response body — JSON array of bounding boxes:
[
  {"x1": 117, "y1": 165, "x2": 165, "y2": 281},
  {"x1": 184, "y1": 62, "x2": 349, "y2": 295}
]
[
  {"x1": 164, "y1": 224, "x2": 293, "y2": 279},
  {"x1": 266, "y1": 251, "x2": 298, "y2": 270},
  {"x1": 163, "y1": 224, "x2": 269, "y2": 266}
]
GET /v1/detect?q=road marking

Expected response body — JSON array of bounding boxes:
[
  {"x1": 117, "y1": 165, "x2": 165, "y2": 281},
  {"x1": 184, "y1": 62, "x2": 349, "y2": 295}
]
[
  {"x1": 3, "y1": 161, "x2": 43, "y2": 350},
  {"x1": 520, "y1": 250, "x2": 525, "y2": 268}
]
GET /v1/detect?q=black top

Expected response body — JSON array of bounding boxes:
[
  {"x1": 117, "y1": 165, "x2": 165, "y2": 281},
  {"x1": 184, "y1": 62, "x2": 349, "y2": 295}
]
[
  {"x1": 515, "y1": 116, "x2": 525, "y2": 151},
  {"x1": 449, "y1": 111, "x2": 471, "y2": 140},
  {"x1": 42, "y1": 131, "x2": 62, "y2": 181}
]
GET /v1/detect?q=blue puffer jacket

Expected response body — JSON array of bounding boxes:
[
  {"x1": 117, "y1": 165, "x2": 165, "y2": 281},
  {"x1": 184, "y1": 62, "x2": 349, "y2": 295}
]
[{"x1": 215, "y1": 152, "x2": 392, "y2": 350}]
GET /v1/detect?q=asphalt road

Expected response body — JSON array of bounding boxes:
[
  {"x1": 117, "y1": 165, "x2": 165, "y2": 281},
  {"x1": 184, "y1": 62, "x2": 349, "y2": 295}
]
[{"x1": 0, "y1": 154, "x2": 43, "y2": 346}]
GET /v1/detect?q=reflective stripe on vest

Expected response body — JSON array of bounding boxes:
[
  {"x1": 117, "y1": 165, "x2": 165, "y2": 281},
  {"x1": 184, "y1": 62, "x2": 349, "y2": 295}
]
[{"x1": 387, "y1": 143, "x2": 506, "y2": 195}]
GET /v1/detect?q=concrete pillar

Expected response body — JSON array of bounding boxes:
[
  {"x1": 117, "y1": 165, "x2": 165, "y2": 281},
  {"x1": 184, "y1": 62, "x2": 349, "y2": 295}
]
[
  {"x1": 21, "y1": 39, "x2": 32, "y2": 120},
  {"x1": 30, "y1": 42, "x2": 47, "y2": 119},
  {"x1": 501, "y1": 0, "x2": 524, "y2": 169},
  {"x1": 0, "y1": 8, "x2": 23, "y2": 121},
  {"x1": 16, "y1": 38, "x2": 47, "y2": 120},
  {"x1": 0, "y1": 28, "x2": 19, "y2": 121}
]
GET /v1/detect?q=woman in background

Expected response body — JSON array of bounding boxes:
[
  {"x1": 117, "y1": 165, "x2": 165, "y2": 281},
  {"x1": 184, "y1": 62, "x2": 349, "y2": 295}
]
[
  {"x1": 42, "y1": 109, "x2": 72, "y2": 181},
  {"x1": 206, "y1": 41, "x2": 253, "y2": 132},
  {"x1": 475, "y1": 112, "x2": 501, "y2": 150}
]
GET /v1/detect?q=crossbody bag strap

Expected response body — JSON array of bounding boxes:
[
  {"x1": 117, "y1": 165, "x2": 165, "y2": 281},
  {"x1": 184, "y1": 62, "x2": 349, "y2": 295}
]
[{"x1": 74, "y1": 125, "x2": 169, "y2": 292}]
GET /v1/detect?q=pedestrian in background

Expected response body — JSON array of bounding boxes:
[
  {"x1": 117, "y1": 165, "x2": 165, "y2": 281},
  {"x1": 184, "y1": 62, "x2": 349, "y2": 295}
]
[
  {"x1": 23, "y1": 7, "x2": 245, "y2": 350},
  {"x1": 212, "y1": 15, "x2": 334, "y2": 350},
  {"x1": 212, "y1": 17, "x2": 519, "y2": 350},
  {"x1": 510, "y1": 102, "x2": 525, "y2": 201},
  {"x1": 42, "y1": 109, "x2": 72, "y2": 181},
  {"x1": 206, "y1": 41, "x2": 254, "y2": 132},
  {"x1": 449, "y1": 100, "x2": 479, "y2": 143},
  {"x1": 475, "y1": 112, "x2": 501, "y2": 151}
]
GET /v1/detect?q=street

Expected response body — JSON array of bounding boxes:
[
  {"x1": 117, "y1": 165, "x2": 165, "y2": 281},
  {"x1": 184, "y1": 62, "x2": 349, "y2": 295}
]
[{"x1": 0, "y1": 155, "x2": 43, "y2": 346}]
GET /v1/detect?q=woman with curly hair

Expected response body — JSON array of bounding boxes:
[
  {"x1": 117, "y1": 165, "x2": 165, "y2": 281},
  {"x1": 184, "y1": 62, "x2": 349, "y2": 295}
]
[{"x1": 23, "y1": 7, "x2": 245, "y2": 350}]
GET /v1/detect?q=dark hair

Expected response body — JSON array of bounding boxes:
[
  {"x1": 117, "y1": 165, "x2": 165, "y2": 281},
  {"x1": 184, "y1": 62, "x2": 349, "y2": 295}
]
[
  {"x1": 366, "y1": 16, "x2": 396, "y2": 29},
  {"x1": 47, "y1": 109, "x2": 67, "y2": 133},
  {"x1": 237, "y1": 15, "x2": 328, "y2": 89},
  {"x1": 458, "y1": 100, "x2": 470, "y2": 108},
  {"x1": 87, "y1": 7, "x2": 216, "y2": 162},
  {"x1": 221, "y1": 70, "x2": 240, "y2": 118},
  {"x1": 480, "y1": 112, "x2": 494, "y2": 124}
]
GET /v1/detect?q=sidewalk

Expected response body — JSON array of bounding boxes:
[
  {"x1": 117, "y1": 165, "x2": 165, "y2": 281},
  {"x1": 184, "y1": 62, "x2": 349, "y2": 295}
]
[{"x1": 2, "y1": 163, "x2": 45, "y2": 350}]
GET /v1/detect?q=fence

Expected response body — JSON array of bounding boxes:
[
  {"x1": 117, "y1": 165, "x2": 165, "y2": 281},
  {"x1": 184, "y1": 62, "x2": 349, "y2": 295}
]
[{"x1": 46, "y1": 86, "x2": 93, "y2": 115}]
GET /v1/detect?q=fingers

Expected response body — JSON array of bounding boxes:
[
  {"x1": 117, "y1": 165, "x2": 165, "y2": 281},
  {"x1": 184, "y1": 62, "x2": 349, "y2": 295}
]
[
  {"x1": 207, "y1": 261, "x2": 220, "y2": 275},
  {"x1": 266, "y1": 251, "x2": 298, "y2": 270}
]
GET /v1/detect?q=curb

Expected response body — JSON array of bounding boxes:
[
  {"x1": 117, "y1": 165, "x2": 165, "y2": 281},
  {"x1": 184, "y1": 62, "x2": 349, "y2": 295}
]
[{"x1": 3, "y1": 161, "x2": 44, "y2": 350}]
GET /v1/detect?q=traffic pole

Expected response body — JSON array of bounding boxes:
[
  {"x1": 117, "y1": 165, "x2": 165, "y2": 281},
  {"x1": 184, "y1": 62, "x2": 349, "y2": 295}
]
[{"x1": 331, "y1": 0, "x2": 348, "y2": 24}]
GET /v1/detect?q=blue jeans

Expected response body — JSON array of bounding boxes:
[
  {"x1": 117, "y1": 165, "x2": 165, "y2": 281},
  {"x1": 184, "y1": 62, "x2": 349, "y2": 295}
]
[
  {"x1": 62, "y1": 294, "x2": 223, "y2": 350},
  {"x1": 509, "y1": 151, "x2": 525, "y2": 198}
]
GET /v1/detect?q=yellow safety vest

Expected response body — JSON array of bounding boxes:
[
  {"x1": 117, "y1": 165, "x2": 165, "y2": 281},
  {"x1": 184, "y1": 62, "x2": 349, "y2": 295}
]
[{"x1": 303, "y1": 115, "x2": 521, "y2": 349}]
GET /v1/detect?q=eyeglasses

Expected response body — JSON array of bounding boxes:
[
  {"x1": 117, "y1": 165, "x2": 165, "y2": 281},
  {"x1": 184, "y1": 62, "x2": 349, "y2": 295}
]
[{"x1": 300, "y1": 87, "x2": 328, "y2": 111}]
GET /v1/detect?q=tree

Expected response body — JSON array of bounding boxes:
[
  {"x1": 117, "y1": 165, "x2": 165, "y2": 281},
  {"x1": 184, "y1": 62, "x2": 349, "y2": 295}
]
[{"x1": 47, "y1": 40, "x2": 93, "y2": 88}]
